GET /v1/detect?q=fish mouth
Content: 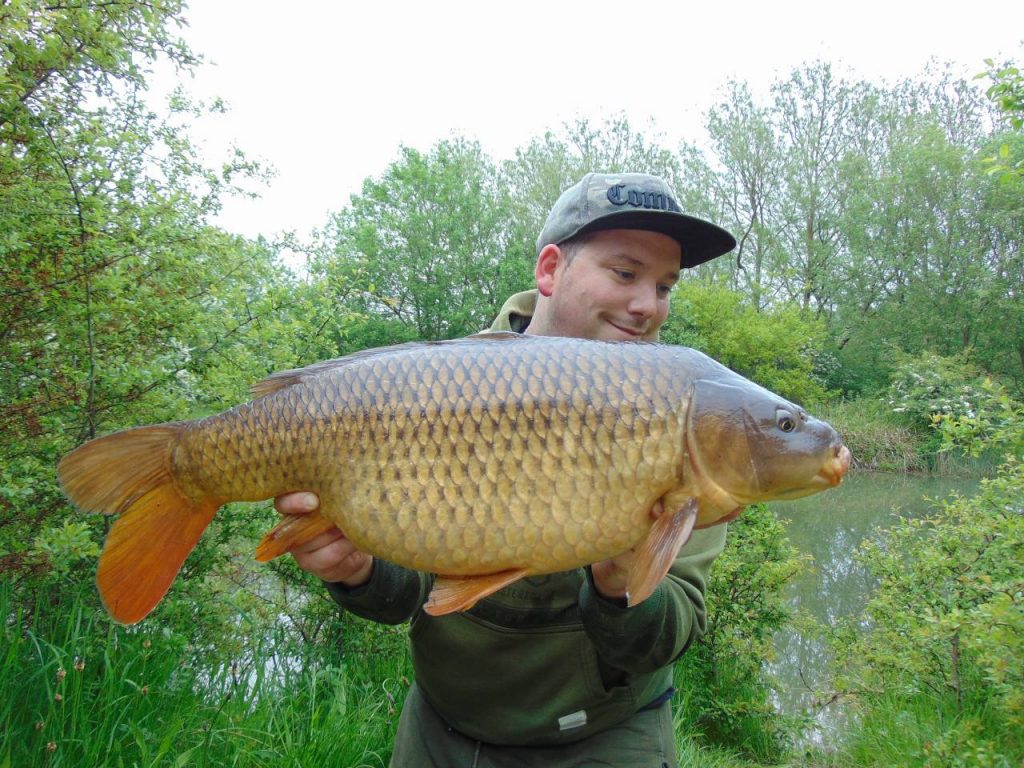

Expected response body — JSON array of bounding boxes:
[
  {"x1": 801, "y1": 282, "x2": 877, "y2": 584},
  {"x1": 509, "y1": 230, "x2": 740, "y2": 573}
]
[
  {"x1": 760, "y1": 445, "x2": 853, "y2": 501},
  {"x1": 816, "y1": 445, "x2": 852, "y2": 487}
]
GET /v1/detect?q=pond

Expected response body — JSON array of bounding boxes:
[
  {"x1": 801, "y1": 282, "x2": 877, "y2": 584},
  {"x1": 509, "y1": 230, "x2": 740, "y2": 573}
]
[{"x1": 766, "y1": 470, "x2": 980, "y2": 746}]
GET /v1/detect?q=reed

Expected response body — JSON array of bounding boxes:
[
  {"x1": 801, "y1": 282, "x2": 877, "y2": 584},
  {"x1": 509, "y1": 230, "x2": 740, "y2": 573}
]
[
  {"x1": 837, "y1": 690, "x2": 1021, "y2": 767},
  {"x1": 0, "y1": 582, "x2": 410, "y2": 767}
]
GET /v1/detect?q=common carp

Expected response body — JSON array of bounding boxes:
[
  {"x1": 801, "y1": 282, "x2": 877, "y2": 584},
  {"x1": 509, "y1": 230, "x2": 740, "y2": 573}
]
[{"x1": 58, "y1": 333, "x2": 851, "y2": 624}]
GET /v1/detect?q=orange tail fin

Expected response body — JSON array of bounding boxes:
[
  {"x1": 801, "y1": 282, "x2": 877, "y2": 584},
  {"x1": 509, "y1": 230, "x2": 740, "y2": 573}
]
[{"x1": 57, "y1": 425, "x2": 220, "y2": 624}]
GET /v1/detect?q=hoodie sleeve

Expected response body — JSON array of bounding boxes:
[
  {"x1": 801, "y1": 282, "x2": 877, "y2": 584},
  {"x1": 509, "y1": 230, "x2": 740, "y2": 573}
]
[
  {"x1": 324, "y1": 561, "x2": 434, "y2": 625},
  {"x1": 577, "y1": 525, "x2": 726, "y2": 673}
]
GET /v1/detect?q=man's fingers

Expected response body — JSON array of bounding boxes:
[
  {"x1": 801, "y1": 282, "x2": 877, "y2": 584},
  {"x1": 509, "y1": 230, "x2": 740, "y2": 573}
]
[
  {"x1": 297, "y1": 535, "x2": 350, "y2": 570},
  {"x1": 291, "y1": 526, "x2": 345, "y2": 555},
  {"x1": 292, "y1": 533, "x2": 373, "y2": 584}
]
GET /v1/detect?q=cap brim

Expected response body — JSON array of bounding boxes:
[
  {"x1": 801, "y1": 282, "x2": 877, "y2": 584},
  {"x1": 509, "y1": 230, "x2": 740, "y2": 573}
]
[{"x1": 574, "y1": 210, "x2": 736, "y2": 268}]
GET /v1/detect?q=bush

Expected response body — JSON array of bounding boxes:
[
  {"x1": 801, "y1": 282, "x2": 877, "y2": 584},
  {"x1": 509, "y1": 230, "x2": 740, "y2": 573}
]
[
  {"x1": 663, "y1": 283, "x2": 831, "y2": 405},
  {"x1": 814, "y1": 398, "x2": 928, "y2": 473},
  {"x1": 936, "y1": 377, "x2": 1024, "y2": 460},
  {"x1": 886, "y1": 352, "x2": 988, "y2": 427},
  {"x1": 833, "y1": 460, "x2": 1024, "y2": 766},
  {"x1": 674, "y1": 505, "x2": 810, "y2": 760},
  {"x1": 884, "y1": 350, "x2": 1002, "y2": 466}
]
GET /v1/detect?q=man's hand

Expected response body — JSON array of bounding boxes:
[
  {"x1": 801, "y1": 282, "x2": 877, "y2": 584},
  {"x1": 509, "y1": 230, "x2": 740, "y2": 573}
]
[
  {"x1": 275, "y1": 492, "x2": 374, "y2": 587},
  {"x1": 590, "y1": 500, "x2": 665, "y2": 601}
]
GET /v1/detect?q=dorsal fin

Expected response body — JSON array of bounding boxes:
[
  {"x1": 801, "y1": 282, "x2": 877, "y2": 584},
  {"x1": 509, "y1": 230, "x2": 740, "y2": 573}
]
[
  {"x1": 250, "y1": 333, "x2": 526, "y2": 399},
  {"x1": 251, "y1": 341, "x2": 431, "y2": 398}
]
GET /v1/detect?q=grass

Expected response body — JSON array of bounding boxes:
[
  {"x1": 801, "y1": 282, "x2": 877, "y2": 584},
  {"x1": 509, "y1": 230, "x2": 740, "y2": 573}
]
[
  {"x1": 830, "y1": 691, "x2": 1023, "y2": 768},
  {"x1": 813, "y1": 398, "x2": 927, "y2": 473},
  {"x1": 0, "y1": 582, "x2": 411, "y2": 767}
]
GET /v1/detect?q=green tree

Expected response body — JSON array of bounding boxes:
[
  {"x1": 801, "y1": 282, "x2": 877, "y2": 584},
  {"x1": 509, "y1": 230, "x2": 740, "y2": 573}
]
[
  {"x1": 316, "y1": 139, "x2": 511, "y2": 344},
  {"x1": 772, "y1": 62, "x2": 862, "y2": 316},
  {"x1": 662, "y1": 282, "x2": 830, "y2": 405},
  {"x1": 0, "y1": 2, "x2": 298, "y2": 613},
  {"x1": 815, "y1": 71, "x2": 1015, "y2": 391},
  {"x1": 698, "y1": 81, "x2": 785, "y2": 310},
  {"x1": 978, "y1": 57, "x2": 1024, "y2": 183}
]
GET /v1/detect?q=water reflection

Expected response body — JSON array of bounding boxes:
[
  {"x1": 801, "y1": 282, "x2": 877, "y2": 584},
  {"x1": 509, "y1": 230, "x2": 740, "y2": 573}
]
[{"x1": 766, "y1": 471, "x2": 978, "y2": 744}]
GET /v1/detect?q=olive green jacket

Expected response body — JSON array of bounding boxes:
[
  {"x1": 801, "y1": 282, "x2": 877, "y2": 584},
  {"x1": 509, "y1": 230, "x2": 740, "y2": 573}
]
[{"x1": 326, "y1": 291, "x2": 727, "y2": 746}]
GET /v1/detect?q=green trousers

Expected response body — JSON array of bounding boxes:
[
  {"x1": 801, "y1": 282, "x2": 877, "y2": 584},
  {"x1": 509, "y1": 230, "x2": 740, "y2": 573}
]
[{"x1": 389, "y1": 684, "x2": 678, "y2": 768}]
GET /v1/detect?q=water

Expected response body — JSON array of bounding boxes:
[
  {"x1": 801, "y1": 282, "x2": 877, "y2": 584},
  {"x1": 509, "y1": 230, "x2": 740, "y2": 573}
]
[{"x1": 766, "y1": 471, "x2": 979, "y2": 745}]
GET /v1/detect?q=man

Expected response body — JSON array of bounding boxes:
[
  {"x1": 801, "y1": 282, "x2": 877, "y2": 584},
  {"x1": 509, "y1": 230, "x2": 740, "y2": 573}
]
[{"x1": 277, "y1": 172, "x2": 737, "y2": 766}]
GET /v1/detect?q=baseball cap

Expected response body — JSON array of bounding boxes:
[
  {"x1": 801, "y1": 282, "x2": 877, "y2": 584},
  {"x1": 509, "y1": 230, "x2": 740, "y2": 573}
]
[{"x1": 536, "y1": 172, "x2": 736, "y2": 267}]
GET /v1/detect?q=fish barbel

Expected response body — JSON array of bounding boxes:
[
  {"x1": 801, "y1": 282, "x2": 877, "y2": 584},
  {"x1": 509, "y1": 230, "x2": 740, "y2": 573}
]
[{"x1": 57, "y1": 333, "x2": 851, "y2": 624}]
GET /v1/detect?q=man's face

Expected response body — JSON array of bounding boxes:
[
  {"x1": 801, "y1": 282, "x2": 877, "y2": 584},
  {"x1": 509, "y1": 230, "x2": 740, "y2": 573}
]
[{"x1": 540, "y1": 229, "x2": 682, "y2": 342}]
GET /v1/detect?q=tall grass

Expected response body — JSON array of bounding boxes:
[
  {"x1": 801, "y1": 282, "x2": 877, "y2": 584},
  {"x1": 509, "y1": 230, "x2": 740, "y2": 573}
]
[
  {"x1": 838, "y1": 690, "x2": 1021, "y2": 767},
  {"x1": 0, "y1": 582, "x2": 410, "y2": 766}
]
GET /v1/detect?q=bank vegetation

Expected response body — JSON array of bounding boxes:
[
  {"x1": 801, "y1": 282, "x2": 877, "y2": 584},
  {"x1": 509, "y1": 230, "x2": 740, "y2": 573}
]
[{"x1": 2, "y1": 2, "x2": 1021, "y2": 765}]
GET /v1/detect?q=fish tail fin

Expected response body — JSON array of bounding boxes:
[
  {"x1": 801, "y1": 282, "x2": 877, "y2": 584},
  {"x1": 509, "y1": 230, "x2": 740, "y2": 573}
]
[{"x1": 58, "y1": 425, "x2": 220, "y2": 624}]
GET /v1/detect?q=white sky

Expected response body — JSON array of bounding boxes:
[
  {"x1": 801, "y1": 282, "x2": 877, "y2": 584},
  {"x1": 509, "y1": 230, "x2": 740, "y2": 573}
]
[{"x1": 152, "y1": 0, "x2": 1024, "y2": 242}]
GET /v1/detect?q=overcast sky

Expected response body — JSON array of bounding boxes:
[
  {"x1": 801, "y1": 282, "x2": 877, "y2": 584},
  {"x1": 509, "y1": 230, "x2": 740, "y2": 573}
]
[{"x1": 152, "y1": 1, "x2": 1023, "y2": 242}]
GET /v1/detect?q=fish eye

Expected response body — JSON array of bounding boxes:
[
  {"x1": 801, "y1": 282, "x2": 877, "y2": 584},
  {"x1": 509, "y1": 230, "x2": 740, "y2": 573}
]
[{"x1": 777, "y1": 410, "x2": 797, "y2": 433}]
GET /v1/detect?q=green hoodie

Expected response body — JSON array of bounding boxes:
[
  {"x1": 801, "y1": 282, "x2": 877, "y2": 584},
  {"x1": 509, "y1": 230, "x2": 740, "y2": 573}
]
[{"x1": 325, "y1": 292, "x2": 727, "y2": 746}]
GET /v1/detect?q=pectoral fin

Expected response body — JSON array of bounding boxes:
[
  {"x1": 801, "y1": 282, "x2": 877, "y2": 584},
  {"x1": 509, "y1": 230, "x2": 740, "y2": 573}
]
[
  {"x1": 255, "y1": 512, "x2": 338, "y2": 562},
  {"x1": 626, "y1": 497, "x2": 699, "y2": 608},
  {"x1": 694, "y1": 503, "x2": 744, "y2": 529},
  {"x1": 424, "y1": 569, "x2": 528, "y2": 616}
]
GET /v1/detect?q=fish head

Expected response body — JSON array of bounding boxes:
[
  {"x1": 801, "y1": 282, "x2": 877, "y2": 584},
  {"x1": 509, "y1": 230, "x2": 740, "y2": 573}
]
[{"x1": 685, "y1": 378, "x2": 851, "y2": 523}]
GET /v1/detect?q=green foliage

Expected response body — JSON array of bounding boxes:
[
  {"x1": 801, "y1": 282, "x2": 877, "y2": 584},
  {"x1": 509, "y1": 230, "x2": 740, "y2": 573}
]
[
  {"x1": 0, "y1": 0, "x2": 303, "y2": 619},
  {"x1": 977, "y1": 57, "x2": 1024, "y2": 183},
  {"x1": 886, "y1": 352, "x2": 981, "y2": 418},
  {"x1": 316, "y1": 139, "x2": 512, "y2": 343},
  {"x1": 662, "y1": 282, "x2": 830, "y2": 404},
  {"x1": 831, "y1": 89, "x2": 1006, "y2": 392},
  {"x1": 674, "y1": 505, "x2": 810, "y2": 760},
  {"x1": 848, "y1": 469, "x2": 1022, "y2": 709},
  {"x1": 885, "y1": 351, "x2": 992, "y2": 441},
  {"x1": 833, "y1": 462, "x2": 1024, "y2": 764},
  {"x1": 29, "y1": 521, "x2": 101, "y2": 577},
  {"x1": 0, "y1": 584, "x2": 410, "y2": 767},
  {"x1": 937, "y1": 378, "x2": 1024, "y2": 460},
  {"x1": 982, "y1": 61, "x2": 1024, "y2": 129}
]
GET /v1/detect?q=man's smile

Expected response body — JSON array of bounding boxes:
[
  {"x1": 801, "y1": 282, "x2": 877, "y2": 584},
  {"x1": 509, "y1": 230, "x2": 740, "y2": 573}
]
[{"x1": 607, "y1": 319, "x2": 646, "y2": 338}]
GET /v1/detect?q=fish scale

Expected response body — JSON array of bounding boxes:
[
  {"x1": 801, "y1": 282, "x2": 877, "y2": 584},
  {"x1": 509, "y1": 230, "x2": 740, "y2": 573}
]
[{"x1": 57, "y1": 333, "x2": 851, "y2": 624}]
